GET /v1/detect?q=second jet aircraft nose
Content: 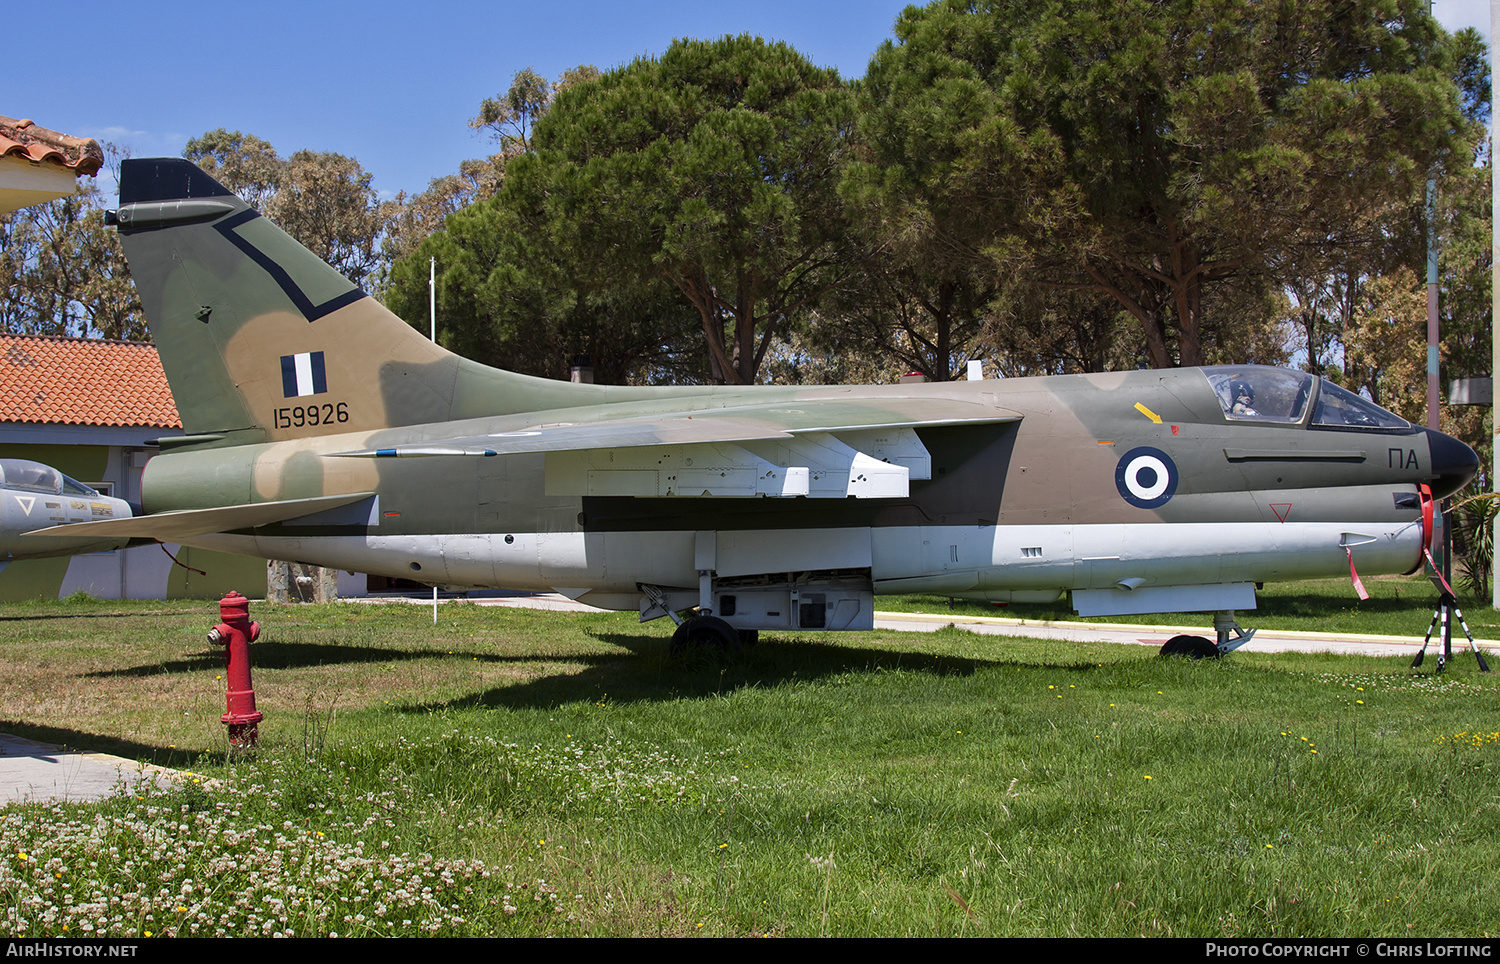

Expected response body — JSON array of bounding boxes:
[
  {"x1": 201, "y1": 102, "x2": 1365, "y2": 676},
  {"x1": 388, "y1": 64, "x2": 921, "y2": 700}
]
[{"x1": 1425, "y1": 428, "x2": 1480, "y2": 498}]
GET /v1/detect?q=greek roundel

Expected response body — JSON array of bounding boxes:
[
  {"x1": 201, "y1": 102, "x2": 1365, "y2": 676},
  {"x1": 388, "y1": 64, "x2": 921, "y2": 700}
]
[{"x1": 1115, "y1": 446, "x2": 1178, "y2": 509}]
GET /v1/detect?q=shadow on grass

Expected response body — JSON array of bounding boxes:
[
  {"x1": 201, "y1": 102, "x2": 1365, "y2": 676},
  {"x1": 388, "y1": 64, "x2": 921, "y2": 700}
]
[
  {"x1": 0, "y1": 607, "x2": 211, "y2": 624},
  {"x1": 84, "y1": 639, "x2": 632, "y2": 678},
  {"x1": 404, "y1": 630, "x2": 1110, "y2": 713}
]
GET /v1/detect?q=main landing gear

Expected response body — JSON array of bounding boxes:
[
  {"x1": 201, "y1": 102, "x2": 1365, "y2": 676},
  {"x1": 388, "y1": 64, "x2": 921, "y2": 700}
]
[
  {"x1": 1158, "y1": 611, "x2": 1258, "y2": 659},
  {"x1": 641, "y1": 580, "x2": 760, "y2": 659},
  {"x1": 668, "y1": 615, "x2": 760, "y2": 656},
  {"x1": 669, "y1": 614, "x2": 739, "y2": 656}
]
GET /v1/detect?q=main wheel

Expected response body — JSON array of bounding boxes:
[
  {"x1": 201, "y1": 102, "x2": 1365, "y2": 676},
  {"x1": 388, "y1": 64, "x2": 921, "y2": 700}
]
[
  {"x1": 669, "y1": 615, "x2": 743, "y2": 657},
  {"x1": 1159, "y1": 634, "x2": 1220, "y2": 659}
]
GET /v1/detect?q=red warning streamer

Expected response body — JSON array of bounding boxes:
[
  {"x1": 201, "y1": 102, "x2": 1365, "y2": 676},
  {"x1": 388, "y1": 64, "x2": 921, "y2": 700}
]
[
  {"x1": 1346, "y1": 547, "x2": 1370, "y2": 601},
  {"x1": 1423, "y1": 547, "x2": 1457, "y2": 597}
]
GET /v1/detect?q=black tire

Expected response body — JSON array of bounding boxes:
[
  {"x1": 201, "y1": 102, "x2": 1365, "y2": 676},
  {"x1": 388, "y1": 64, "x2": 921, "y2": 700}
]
[
  {"x1": 669, "y1": 616, "x2": 743, "y2": 657},
  {"x1": 1159, "y1": 634, "x2": 1220, "y2": 659}
]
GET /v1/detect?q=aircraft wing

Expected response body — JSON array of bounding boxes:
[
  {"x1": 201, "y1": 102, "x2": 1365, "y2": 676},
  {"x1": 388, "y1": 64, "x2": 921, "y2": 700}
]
[
  {"x1": 21, "y1": 492, "x2": 376, "y2": 541},
  {"x1": 333, "y1": 396, "x2": 1022, "y2": 458},
  {"x1": 333, "y1": 397, "x2": 1022, "y2": 500}
]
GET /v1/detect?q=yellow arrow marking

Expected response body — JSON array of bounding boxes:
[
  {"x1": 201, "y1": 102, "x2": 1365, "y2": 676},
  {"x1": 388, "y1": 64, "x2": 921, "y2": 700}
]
[{"x1": 1134, "y1": 402, "x2": 1162, "y2": 423}]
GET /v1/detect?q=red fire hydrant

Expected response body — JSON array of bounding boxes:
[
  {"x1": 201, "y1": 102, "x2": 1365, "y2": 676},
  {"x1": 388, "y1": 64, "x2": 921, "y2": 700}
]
[{"x1": 207, "y1": 591, "x2": 262, "y2": 747}]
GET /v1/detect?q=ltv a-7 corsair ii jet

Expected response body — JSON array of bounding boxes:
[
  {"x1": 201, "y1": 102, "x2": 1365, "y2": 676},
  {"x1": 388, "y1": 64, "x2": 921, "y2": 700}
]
[{"x1": 30, "y1": 159, "x2": 1479, "y2": 655}]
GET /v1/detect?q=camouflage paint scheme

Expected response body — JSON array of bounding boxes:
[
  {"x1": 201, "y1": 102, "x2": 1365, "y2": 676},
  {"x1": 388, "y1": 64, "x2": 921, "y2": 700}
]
[{"x1": 31, "y1": 159, "x2": 1480, "y2": 639}]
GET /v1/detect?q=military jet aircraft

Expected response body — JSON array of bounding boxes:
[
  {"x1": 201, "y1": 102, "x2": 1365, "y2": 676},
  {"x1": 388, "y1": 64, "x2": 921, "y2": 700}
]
[
  {"x1": 1, "y1": 459, "x2": 132, "y2": 567},
  {"x1": 28, "y1": 158, "x2": 1480, "y2": 655}
]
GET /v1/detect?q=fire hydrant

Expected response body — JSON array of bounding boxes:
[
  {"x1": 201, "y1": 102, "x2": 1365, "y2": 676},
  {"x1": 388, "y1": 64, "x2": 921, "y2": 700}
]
[{"x1": 207, "y1": 591, "x2": 262, "y2": 747}]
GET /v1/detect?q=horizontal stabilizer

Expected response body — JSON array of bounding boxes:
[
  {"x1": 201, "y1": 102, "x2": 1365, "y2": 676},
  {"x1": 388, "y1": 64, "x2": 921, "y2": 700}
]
[{"x1": 22, "y1": 492, "x2": 375, "y2": 541}]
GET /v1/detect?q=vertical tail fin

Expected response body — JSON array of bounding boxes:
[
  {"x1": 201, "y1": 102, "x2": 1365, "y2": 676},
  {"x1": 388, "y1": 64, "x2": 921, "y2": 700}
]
[{"x1": 114, "y1": 158, "x2": 622, "y2": 444}]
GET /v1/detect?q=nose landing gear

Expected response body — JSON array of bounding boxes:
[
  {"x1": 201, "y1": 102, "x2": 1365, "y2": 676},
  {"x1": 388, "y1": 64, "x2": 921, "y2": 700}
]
[{"x1": 1158, "y1": 611, "x2": 1257, "y2": 659}]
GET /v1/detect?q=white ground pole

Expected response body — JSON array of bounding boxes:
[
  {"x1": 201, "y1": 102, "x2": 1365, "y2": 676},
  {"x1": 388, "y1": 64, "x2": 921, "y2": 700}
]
[
  {"x1": 1492, "y1": 0, "x2": 1499, "y2": 610},
  {"x1": 432, "y1": 260, "x2": 438, "y2": 626}
]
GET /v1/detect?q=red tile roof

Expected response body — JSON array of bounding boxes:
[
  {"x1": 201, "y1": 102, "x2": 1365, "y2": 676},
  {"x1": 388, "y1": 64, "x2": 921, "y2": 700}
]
[
  {"x1": 0, "y1": 116, "x2": 103, "y2": 177},
  {"x1": 0, "y1": 335, "x2": 181, "y2": 429}
]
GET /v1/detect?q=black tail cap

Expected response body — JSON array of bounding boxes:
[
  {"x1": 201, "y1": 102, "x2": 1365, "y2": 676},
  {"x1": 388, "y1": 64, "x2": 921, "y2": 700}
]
[{"x1": 119, "y1": 158, "x2": 234, "y2": 205}]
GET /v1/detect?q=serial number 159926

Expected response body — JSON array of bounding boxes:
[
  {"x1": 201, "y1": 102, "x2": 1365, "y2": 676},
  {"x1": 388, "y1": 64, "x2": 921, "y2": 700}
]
[{"x1": 274, "y1": 401, "x2": 349, "y2": 429}]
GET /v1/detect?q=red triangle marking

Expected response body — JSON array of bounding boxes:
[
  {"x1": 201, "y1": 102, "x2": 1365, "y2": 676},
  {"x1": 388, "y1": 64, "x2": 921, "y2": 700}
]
[{"x1": 1270, "y1": 503, "x2": 1291, "y2": 523}]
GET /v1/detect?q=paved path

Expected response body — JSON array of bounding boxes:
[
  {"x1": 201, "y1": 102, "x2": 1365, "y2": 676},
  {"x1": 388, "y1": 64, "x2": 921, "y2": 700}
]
[
  {"x1": 0, "y1": 734, "x2": 179, "y2": 806},
  {"x1": 866, "y1": 610, "x2": 1494, "y2": 657},
  {"x1": 457, "y1": 592, "x2": 1499, "y2": 659}
]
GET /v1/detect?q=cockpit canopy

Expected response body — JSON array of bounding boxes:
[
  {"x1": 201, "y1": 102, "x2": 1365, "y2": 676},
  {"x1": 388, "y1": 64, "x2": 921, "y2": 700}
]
[
  {"x1": 1203, "y1": 366, "x2": 1410, "y2": 430},
  {"x1": 0, "y1": 459, "x2": 103, "y2": 497}
]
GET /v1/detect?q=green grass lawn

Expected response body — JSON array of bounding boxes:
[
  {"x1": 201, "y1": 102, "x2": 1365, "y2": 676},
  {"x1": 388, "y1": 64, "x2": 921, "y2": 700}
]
[{"x1": 0, "y1": 595, "x2": 1494, "y2": 937}]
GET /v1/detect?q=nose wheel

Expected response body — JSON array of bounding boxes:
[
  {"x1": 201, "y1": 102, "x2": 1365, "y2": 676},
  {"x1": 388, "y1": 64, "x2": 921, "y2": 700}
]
[
  {"x1": 1159, "y1": 634, "x2": 1219, "y2": 659},
  {"x1": 1158, "y1": 611, "x2": 1257, "y2": 659}
]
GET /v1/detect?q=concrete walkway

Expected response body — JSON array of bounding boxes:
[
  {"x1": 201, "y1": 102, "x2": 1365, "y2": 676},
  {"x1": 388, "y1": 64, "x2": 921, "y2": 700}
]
[
  {"x1": 456, "y1": 591, "x2": 1500, "y2": 659},
  {"x1": 867, "y1": 610, "x2": 1498, "y2": 657},
  {"x1": 0, "y1": 733, "x2": 180, "y2": 806}
]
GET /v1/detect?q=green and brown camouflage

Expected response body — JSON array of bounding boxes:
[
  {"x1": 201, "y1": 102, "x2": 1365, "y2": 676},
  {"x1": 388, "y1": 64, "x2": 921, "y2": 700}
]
[{"x1": 31, "y1": 158, "x2": 1480, "y2": 650}]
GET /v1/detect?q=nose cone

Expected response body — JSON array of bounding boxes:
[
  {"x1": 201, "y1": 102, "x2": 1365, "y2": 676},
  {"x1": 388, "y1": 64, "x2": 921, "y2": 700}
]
[{"x1": 1425, "y1": 428, "x2": 1479, "y2": 498}]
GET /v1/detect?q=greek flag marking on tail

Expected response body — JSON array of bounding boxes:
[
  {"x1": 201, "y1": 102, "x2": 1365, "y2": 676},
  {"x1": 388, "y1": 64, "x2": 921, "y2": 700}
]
[{"x1": 280, "y1": 351, "x2": 328, "y2": 397}]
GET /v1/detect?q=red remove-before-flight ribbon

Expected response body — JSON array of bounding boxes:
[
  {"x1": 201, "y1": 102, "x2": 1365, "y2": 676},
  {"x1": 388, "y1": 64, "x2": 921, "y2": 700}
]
[
  {"x1": 1423, "y1": 546, "x2": 1456, "y2": 597},
  {"x1": 1346, "y1": 546, "x2": 1370, "y2": 601}
]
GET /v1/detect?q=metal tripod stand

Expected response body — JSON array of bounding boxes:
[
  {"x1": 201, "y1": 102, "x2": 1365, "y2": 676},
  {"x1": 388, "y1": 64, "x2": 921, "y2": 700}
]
[{"x1": 1412, "y1": 498, "x2": 1491, "y2": 673}]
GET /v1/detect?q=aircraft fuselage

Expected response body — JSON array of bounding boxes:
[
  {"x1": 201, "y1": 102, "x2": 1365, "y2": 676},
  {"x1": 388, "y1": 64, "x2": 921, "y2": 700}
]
[{"x1": 140, "y1": 365, "x2": 1466, "y2": 626}]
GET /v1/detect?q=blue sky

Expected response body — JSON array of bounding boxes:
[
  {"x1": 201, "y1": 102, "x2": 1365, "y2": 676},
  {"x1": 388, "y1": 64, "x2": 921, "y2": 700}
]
[{"x1": 9, "y1": 0, "x2": 1491, "y2": 201}]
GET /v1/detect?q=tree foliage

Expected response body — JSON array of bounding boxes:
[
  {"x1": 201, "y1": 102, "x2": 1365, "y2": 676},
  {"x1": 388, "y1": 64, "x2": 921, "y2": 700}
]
[
  {"x1": 185, "y1": 131, "x2": 393, "y2": 291},
  {"x1": 183, "y1": 130, "x2": 283, "y2": 209},
  {"x1": 500, "y1": 35, "x2": 857, "y2": 384},
  {"x1": 0, "y1": 149, "x2": 144, "y2": 341},
  {"x1": 858, "y1": 0, "x2": 1472, "y2": 369},
  {"x1": 380, "y1": 158, "x2": 506, "y2": 275},
  {"x1": 470, "y1": 65, "x2": 600, "y2": 159},
  {"x1": 382, "y1": 67, "x2": 602, "y2": 275},
  {"x1": 384, "y1": 199, "x2": 703, "y2": 384}
]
